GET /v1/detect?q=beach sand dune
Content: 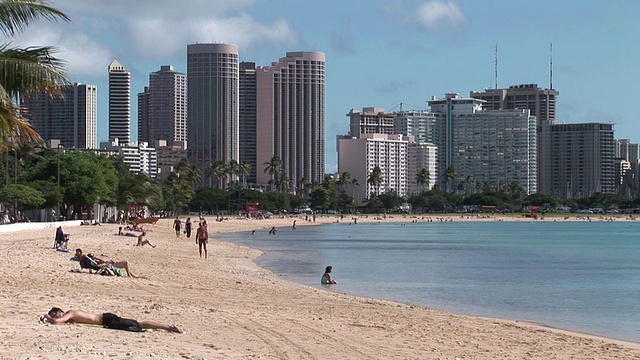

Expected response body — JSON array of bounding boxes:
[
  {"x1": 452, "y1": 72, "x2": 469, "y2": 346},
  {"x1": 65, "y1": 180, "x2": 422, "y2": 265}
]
[{"x1": 1, "y1": 216, "x2": 638, "y2": 359}]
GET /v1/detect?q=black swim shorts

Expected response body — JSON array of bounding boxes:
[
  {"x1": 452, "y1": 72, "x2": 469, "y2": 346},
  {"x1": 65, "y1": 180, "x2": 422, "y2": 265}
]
[{"x1": 102, "y1": 312, "x2": 142, "y2": 332}]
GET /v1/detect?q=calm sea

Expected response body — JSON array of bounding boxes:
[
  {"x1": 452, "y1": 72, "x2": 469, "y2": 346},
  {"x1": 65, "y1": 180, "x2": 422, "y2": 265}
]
[{"x1": 218, "y1": 220, "x2": 640, "y2": 343}]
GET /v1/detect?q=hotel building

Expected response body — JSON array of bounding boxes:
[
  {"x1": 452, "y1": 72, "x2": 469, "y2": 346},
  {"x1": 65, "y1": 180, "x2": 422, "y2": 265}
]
[
  {"x1": 138, "y1": 65, "x2": 187, "y2": 147},
  {"x1": 187, "y1": 43, "x2": 239, "y2": 187},
  {"x1": 256, "y1": 52, "x2": 326, "y2": 188},
  {"x1": 22, "y1": 83, "x2": 98, "y2": 149}
]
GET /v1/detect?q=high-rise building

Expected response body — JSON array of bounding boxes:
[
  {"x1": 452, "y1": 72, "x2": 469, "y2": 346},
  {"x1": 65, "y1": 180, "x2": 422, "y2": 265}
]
[
  {"x1": 22, "y1": 83, "x2": 98, "y2": 149},
  {"x1": 337, "y1": 133, "x2": 409, "y2": 202},
  {"x1": 155, "y1": 140, "x2": 187, "y2": 183},
  {"x1": 428, "y1": 93, "x2": 537, "y2": 194},
  {"x1": 108, "y1": 59, "x2": 131, "y2": 144},
  {"x1": 471, "y1": 84, "x2": 559, "y2": 190},
  {"x1": 256, "y1": 52, "x2": 326, "y2": 189},
  {"x1": 347, "y1": 107, "x2": 395, "y2": 137},
  {"x1": 407, "y1": 141, "x2": 438, "y2": 195},
  {"x1": 187, "y1": 43, "x2": 239, "y2": 187},
  {"x1": 393, "y1": 109, "x2": 437, "y2": 144},
  {"x1": 239, "y1": 62, "x2": 257, "y2": 184},
  {"x1": 138, "y1": 65, "x2": 187, "y2": 147},
  {"x1": 541, "y1": 123, "x2": 615, "y2": 199},
  {"x1": 470, "y1": 84, "x2": 558, "y2": 126}
]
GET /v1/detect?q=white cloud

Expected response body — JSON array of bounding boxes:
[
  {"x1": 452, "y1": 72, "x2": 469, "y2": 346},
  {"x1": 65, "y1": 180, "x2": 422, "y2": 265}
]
[
  {"x1": 128, "y1": 13, "x2": 297, "y2": 59},
  {"x1": 12, "y1": 24, "x2": 113, "y2": 79},
  {"x1": 411, "y1": 0, "x2": 466, "y2": 30}
]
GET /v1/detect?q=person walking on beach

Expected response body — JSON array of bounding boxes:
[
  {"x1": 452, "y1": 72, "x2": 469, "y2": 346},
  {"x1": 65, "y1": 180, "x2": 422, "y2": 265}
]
[
  {"x1": 196, "y1": 222, "x2": 209, "y2": 259},
  {"x1": 173, "y1": 216, "x2": 182, "y2": 238},
  {"x1": 321, "y1": 266, "x2": 338, "y2": 284},
  {"x1": 185, "y1": 217, "x2": 192, "y2": 238},
  {"x1": 42, "y1": 308, "x2": 181, "y2": 333}
]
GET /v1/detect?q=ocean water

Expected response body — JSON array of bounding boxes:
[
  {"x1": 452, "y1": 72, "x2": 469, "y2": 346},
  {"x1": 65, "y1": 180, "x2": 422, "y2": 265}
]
[{"x1": 218, "y1": 220, "x2": 640, "y2": 342}]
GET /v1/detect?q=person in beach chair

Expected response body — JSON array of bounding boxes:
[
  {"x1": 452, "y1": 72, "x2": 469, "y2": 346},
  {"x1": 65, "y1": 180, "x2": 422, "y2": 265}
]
[
  {"x1": 75, "y1": 249, "x2": 137, "y2": 277},
  {"x1": 42, "y1": 307, "x2": 181, "y2": 333},
  {"x1": 54, "y1": 226, "x2": 69, "y2": 249}
]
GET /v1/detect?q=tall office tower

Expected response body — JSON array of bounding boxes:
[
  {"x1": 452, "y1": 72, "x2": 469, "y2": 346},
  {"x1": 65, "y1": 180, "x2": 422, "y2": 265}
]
[
  {"x1": 187, "y1": 43, "x2": 239, "y2": 187},
  {"x1": 407, "y1": 141, "x2": 438, "y2": 195},
  {"x1": 137, "y1": 86, "x2": 150, "y2": 146},
  {"x1": 137, "y1": 65, "x2": 187, "y2": 147},
  {"x1": 239, "y1": 62, "x2": 257, "y2": 184},
  {"x1": 337, "y1": 133, "x2": 409, "y2": 202},
  {"x1": 429, "y1": 93, "x2": 537, "y2": 194},
  {"x1": 471, "y1": 84, "x2": 559, "y2": 191},
  {"x1": 108, "y1": 59, "x2": 131, "y2": 144},
  {"x1": 393, "y1": 109, "x2": 437, "y2": 143},
  {"x1": 256, "y1": 52, "x2": 326, "y2": 189},
  {"x1": 346, "y1": 107, "x2": 395, "y2": 138},
  {"x1": 540, "y1": 123, "x2": 615, "y2": 199},
  {"x1": 22, "y1": 83, "x2": 98, "y2": 149}
]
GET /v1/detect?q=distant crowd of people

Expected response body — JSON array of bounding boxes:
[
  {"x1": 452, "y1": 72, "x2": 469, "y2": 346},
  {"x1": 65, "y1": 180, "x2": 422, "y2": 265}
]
[{"x1": 2, "y1": 209, "x2": 28, "y2": 224}]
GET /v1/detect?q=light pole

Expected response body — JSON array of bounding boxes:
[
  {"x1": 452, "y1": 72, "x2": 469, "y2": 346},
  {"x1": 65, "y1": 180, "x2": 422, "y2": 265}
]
[{"x1": 57, "y1": 144, "x2": 63, "y2": 220}]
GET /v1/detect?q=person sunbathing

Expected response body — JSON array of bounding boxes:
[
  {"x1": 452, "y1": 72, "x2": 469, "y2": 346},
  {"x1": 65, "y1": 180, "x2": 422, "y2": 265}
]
[
  {"x1": 42, "y1": 307, "x2": 181, "y2": 333},
  {"x1": 118, "y1": 227, "x2": 137, "y2": 237},
  {"x1": 75, "y1": 248, "x2": 138, "y2": 277},
  {"x1": 135, "y1": 232, "x2": 156, "y2": 248}
]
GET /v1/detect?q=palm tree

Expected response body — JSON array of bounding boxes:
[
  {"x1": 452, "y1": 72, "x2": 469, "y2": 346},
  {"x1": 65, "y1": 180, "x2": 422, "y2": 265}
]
[
  {"x1": 238, "y1": 160, "x2": 251, "y2": 189},
  {"x1": 263, "y1": 154, "x2": 282, "y2": 192},
  {"x1": 367, "y1": 166, "x2": 383, "y2": 197},
  {"x1": 210, "y1": 160, "x2": 226, "y2": 189},
  {"x1": 337, "y1": 171, "x2": 352, "y2": 192},
  {"x1": 299, "y1": 176, "x2": 311, "y2": 197},
  {"x1": 227, "y1": 159, "x2": 239, "y2": 187},
  {"x1": 350, "y1": 177, "x2": 360, "y2": 199},
  {"x1": 465, "y1": 175, "x2": 474, "y2": 195},
  {"x1": 415, "y1": 168, "x2": 430, "y2": 193},
  {"x1": 444, "y1": 166, "x2": 456, "y2": 193},
  {"x1": 0, "y1": 1, "x2": 70, "y2": 149}
]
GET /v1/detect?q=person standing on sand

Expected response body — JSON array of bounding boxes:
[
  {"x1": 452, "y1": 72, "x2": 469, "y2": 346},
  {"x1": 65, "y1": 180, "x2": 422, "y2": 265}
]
[
  {"x1": 321, "y1": 266, "x2": 338, "y2": 284},
  {"x1": 42, "y1": 308, "x2": 181, "y2": 333},
  {"x1": 196, "y1": 222, "x2": 209, "y2": 259},
  {"x1": 173, "y1": 216, "x2": 182, "y2": 238},
  {"x1": 185, "y1": 218, "x2": 192, "y2": 238}
]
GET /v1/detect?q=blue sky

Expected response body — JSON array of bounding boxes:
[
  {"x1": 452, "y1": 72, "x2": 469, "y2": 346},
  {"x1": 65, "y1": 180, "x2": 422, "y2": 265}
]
[{"x1": 17, "y1": 0, "x2": 640, "y2": 172}]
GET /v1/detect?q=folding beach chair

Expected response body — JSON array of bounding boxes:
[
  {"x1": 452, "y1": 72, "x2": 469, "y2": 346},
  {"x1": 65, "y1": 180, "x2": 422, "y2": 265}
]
[{"x1": 54, "y1": 226, "x2": 69, "y2": 249}]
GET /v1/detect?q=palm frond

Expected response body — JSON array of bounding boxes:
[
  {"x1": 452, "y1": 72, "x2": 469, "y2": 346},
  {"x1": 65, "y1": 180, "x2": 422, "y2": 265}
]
[
  {"x1": 0, "y1": 44, "x2": 69, "y2": 98},
  {"x1": 0, "y1": 0, "x2": 69, "y2": 37}
]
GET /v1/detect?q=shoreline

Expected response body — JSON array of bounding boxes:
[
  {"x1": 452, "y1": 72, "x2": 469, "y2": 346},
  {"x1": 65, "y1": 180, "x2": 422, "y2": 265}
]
[
  {"x1": 1, "y1": 215, "x2": 638, "y2": 358},
  {"x1": 224, "y1": 217, "x2": 640, "y2": 346}
]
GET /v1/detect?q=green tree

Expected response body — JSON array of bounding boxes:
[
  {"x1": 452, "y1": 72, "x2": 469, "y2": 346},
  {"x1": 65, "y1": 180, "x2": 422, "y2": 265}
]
[
  {"x1": 378, "y1": 190, "x2": 404, "y2": 211},
  {"x1": 0, "y1": 183, "x2": 44, "y2": 209},
  {"x1": 238, "y1": 160, "x2": 251, "y2": 189},
  {"x1": 415, "y1": 168, "x2": 430, "y2": 193},
  {"x1": 263, "y1": 155, "x2": 282, "y2": 192},
  {"x1": 444, "y1": 166, "x2": 456, "y2": 193},
  {"x1": 367, "y1": 166, "x2": 383, "y2": 196},
  {"x1": 309, "y1": 186, "x2": 330, "y2": 211},
  {"x1": 210, "y1": 160, "x2": 227, "y2": 189},
  {"x1": 0, "y1": 0, "x2": 70, "y2": 149},
  {"x1": 116, "y1": 173, "x2": 162, "y2": 215}
]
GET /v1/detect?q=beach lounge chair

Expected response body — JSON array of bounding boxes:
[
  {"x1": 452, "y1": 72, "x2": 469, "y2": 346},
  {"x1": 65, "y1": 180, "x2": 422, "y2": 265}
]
[
  {"x1": 79, "y1": 254, "x2": 101, "y2": 273},
  {"x1": 54, "y1": 226, "x2": 69, "y2": 249}
]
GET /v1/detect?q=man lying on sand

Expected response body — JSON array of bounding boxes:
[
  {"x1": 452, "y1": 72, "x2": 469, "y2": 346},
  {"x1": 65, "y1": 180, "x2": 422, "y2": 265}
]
[{"x1": 42, "y1": 308, "x2": 182, "y2": 333}]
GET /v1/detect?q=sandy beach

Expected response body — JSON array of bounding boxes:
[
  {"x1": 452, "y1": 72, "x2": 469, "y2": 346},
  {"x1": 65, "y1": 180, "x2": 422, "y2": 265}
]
[{"x1": 1, "y1": 214, "x2": 639, "y2": 359}]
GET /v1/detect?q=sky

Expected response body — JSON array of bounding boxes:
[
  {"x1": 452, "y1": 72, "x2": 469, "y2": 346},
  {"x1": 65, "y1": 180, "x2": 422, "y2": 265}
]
[{"x1": 15, "y1": 0, "x2": 640, "y2": 173}]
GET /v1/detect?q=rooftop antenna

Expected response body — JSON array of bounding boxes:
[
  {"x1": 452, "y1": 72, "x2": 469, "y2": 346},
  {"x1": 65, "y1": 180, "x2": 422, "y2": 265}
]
[
  {"x1": 494, "y1": 44, "x2": 498, "y2": 89},
  {"x1": 549, "y1": 43, "x2": 553, "y2": 89}
]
